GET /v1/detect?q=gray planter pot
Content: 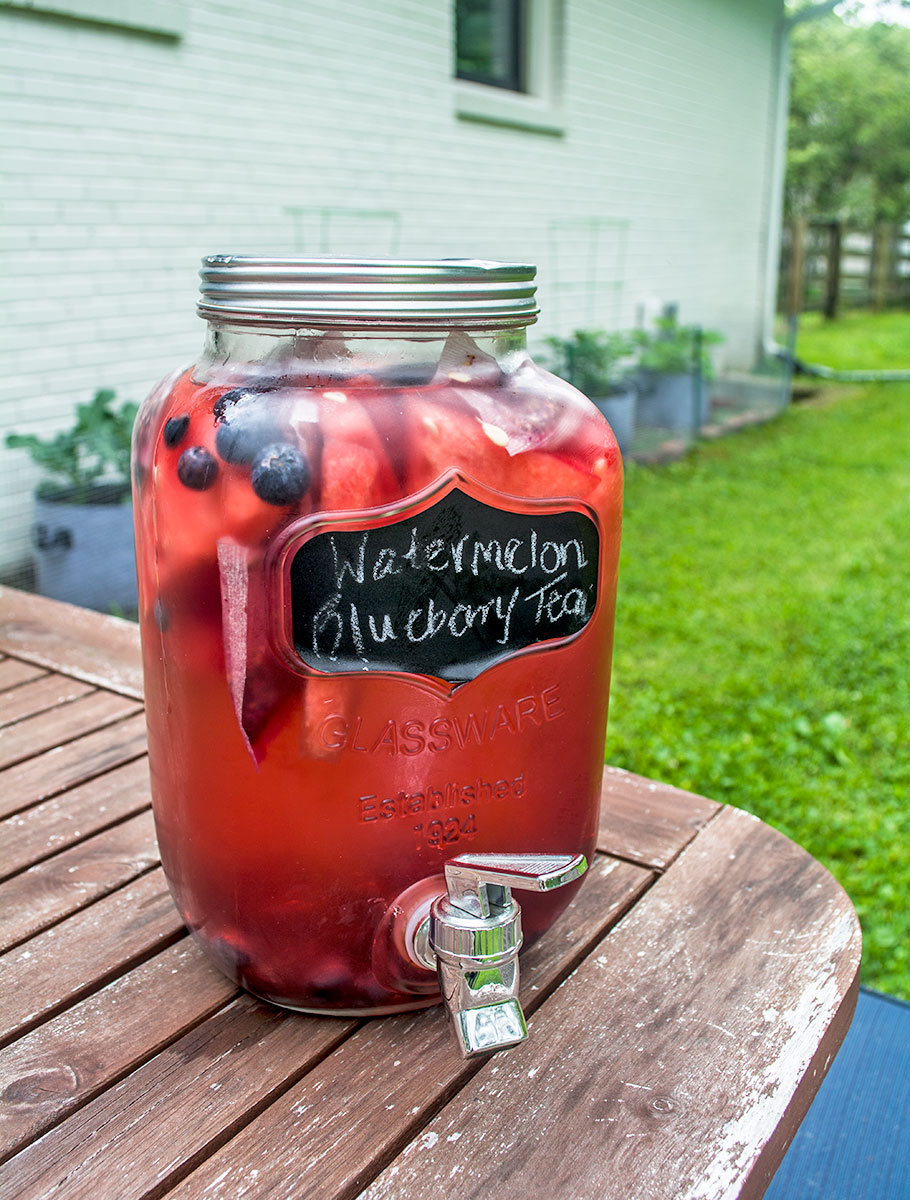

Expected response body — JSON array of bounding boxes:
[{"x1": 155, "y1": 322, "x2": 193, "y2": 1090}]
[
  {"x1": 33, "y1": 484, "x2": 137, "y2": 612},
  {"x1": 592, "y1": 385, "x2": 636, "y2": 454},
  {"x1": 637, "y1": 370, "x2": 708, "y2": 434}
]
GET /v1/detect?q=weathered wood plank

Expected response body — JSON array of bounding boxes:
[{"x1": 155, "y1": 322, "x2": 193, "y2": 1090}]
[
  {"x1": 598, "y1": 764, "x2": 720, "y2": 869},
  {"x1": 0, "y1": 713, "x2": 148, "y2": 819},
  {"x1": 0, "y1": 940, "x2": 236, "y2": 1160},
  {"x1": 0, "y1": 660, "x2": 46, "y2": 692},
  {"x1": 0, "y1": 867, "x2": 183, "y2": 1045},
  {"x1": 0, "y1": 810, "x2": 159, "y2": 951},
  {"x1": 1, "y1": 996, "x2": 356, "y2": 1200},
  {"x1": 1, "y1": 758, "x2": 152, "y2": 881},
  {"x1": 0, "y1": 674, "x2": 95, "y2": 729},
  {"x1": 162, "y1": 857, "x2": 653, "y2": 1200},
  {"x1": 359, "y1": 807, "x2": 862, "y2": 1200},
  {"x1": 0, "y1": 692, "x2": 142, "y2": 771},
  {"x1": 0, "y1": 586, "x2": 143, "y2": 699}
]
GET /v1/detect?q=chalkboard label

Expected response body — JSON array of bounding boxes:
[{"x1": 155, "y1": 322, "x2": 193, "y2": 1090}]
[{"x1": 288, "y1": 489, "x2": 599, "y2": 682}]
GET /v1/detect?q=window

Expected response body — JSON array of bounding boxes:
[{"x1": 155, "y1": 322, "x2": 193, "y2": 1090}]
[
  {"x1": 456, "y1": 0, "x2": 525, "y2": 92},
  {"x1": 453, "y1": 0, "x2": 564, "y2": 136}
]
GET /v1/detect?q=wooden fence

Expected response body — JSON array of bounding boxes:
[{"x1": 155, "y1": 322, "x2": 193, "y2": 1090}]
[{"x1": 778, "y1": 219, "x2": 910, "y2": 317}]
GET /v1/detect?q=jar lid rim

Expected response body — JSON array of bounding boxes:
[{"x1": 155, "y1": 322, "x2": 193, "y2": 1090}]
[{"x1": 197, "y1": 255, "x2": 539, "y2": 329}]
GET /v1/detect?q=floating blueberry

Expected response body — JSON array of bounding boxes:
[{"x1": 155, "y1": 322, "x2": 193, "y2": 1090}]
[
  {"x1": 371, "y1": 361, "x2": 437, "y2": 386},
  {"x1": 305, "y1": 960, "x2": 355, "y2": 1002},
  {"x1": 177, "y1": 446, "x2": 219, "y2": 490},
  {"x1": 214, "y1": 389, "x2": 284, "y2": 465},
  {"x1": 163, "y1": 414, "x2": 190, "y2": 448},
  {"x1": 251, "y1": 442, "x2": 310, "y2": 506},
  {"x1": 212, "y1": 388, "x2": 250, "y2": 424},
  {"x1": 212, "y1": 377, "x2": 287, "y2": 419}
]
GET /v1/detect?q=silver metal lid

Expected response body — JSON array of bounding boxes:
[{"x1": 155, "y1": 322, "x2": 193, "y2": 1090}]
[{"x1": 197, "y1": 256, "x2": 538, "y2": 330}]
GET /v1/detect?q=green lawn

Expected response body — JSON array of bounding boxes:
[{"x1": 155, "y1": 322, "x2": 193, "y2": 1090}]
[
  {"x1": 607, "y1": 380, "x2": 910, "y2": 998},
  {"x1": 779, "y1": 309, "x2": 910, "y2": 371}
]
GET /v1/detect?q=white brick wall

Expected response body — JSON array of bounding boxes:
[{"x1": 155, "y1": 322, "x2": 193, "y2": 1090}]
[{"x1": 0, "y1": 0, "x2": 784, "y2": 572}]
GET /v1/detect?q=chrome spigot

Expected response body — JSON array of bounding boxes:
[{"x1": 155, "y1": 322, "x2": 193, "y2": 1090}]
[{"x1": 412, "y1": 853, "x2": 587, "y2": 1057}]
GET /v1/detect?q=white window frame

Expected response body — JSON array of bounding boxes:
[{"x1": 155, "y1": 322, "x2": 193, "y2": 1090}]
[{"x1": 454, "y1": 0, "x2": 564, "y2": 136}]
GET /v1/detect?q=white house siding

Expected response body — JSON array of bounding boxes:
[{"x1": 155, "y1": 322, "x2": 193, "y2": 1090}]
[{"x1": 0, "y1": 0, "x2": 784, "y2": 573}]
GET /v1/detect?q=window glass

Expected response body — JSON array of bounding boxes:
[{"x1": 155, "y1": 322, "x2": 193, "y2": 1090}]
[{"x1": 455, "y1": 0, "x2": 525, "y2": 92}]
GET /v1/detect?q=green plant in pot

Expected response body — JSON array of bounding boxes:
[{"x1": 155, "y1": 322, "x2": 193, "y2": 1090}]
[
  {"x1": 544, "y1": 329, "x2": 638, "y2": 453},
  {"x1": 5, "y1": 389, "x2": 139, "y2": 612},
  {"x1": 633, "y1": 315, "x2": 723, "y2": 434}
]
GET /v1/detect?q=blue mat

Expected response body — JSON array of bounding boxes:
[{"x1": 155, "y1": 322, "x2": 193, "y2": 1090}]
[{"x1": 765, "y1": 987, "x2": 910, "y2": 1200}]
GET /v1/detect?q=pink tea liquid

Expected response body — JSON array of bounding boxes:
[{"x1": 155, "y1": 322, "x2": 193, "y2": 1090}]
[{"x1": 133, "y1": 352, "x2": 622, "y2": 1012}]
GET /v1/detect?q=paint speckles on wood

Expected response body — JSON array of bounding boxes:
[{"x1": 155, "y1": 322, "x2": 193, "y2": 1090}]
[
  {"x1": 1, "y1": 756, "x2": 152, "y2": 878},
  {"x1": 0, "y1": 591, "x2": 863, "y2": 1200},
  {"x1": 0, "y1": 586, "x2": 143, "y2": 700},
  {"x1": 0, "y1": 659, "x2": 47, "y2": 692},
  {"x1": 0, "y1": 941, "x2": 235, "y2": 1158},
  {"x1": 0, "y1": 691, "x2": 143, "y2": 771},
  {"x1": 160, "y1": 858, "x2": 652, "y2": 1200},
  {"x1": 0, "y1": 712, "x2": 149, "y2": 817},
  {"x1": 0, "y1": 808, "x2": 159, "y2": 950},
  {"x1": 359, "y1": 806, "x2": 861, "y2": 1200},
  {"x1": 0, "y1": 868, "x2": 182, "y2": 1044},
  {"x1": 598, "y1": 765, "x2": 721, "y2": 869}
]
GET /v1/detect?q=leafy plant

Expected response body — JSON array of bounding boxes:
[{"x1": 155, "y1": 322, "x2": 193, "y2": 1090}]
[
  {"x1": 6, "y1": 389, "x2": 138, "y2": 503},
  {"x1": 633, "y1": 315, "x2": 723, "y2": 378},
  {"x1": 544, "y1": 329, "x2": 637, "y2": 396}
]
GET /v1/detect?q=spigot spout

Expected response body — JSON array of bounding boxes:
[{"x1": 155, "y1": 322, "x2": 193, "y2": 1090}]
[{"x1": 419, "y1": 852, "x2": 587, "y2": 1057}]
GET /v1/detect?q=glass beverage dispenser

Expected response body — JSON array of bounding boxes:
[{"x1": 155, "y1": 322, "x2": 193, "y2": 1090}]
[{"x1": 131, "y1": 257, "x2": 623, "y2": 1055}]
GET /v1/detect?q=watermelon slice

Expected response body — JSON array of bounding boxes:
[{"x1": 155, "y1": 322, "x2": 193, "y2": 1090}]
[
  {"x1": 318, "y1": 389, "x2": 399, "y2": 508},
  {"x1": 218, "y1": 539, "x2": 300, "y2": 763},
  {"x1": 405, "y1": 389, "x2": 609, "y2": 501},
  {"x1": 320, "y1": 437, "x2": 391, "y2": 511}
]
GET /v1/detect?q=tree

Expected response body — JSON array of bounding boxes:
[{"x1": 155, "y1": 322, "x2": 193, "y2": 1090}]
[{"x1": 786, "y1": 14, "x2": 910, "y2": 224}]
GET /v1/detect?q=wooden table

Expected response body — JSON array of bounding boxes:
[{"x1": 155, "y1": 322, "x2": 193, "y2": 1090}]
[{"x1": 0, "y1": 585, "x2": 861, "y2": 1200}]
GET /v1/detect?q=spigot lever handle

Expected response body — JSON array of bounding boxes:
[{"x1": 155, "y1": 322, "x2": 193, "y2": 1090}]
[{"x1": 444, "y1": 853, "x2": 588, "y2": 918}]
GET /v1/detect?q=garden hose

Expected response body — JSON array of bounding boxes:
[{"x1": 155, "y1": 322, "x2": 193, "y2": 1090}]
[
  {"x1": 766, "y1": 327, "x2": 910, "y2": 384},
  {"x1": 779, "y1": 352, "x2": 910, "y2": 383}
]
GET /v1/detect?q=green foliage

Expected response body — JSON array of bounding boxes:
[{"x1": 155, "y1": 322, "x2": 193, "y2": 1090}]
[
  {"x1": 544, "y1": 329, "x2": 637, "y2": 396},
  {"x1": 608, "y1": 379, "x2": 910, "y2": 998},
  {"x1": 787, "y1": 15, "x2": 910, "y2": 223},
  {"x1": 632, "y1": 315, "x2": 723, "y2": 378},
  {"x1": 544, "y1": 320, "x2": 724, "y2": 391},
  {"x1": 5, "y1": 389, "x2": 138, "y2": 503}
]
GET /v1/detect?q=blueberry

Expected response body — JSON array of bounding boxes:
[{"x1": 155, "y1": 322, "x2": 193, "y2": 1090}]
[
  {"x1": 212, "y1": 386, "x2": 279, "y2": 424},
  {"x1": 212, "y1": 388, "x2": 249, "y2": 424},
  {"x1": 306, "y1": 963, "x2": 354, "y2": 1002},
  {"x1": 251, "y1": 442, "x2": 310, "y2": 506},
  {"x1": 214, "y1": 389, "x2": 284, "y2": 465},
  {"x1": 371, "y1": 362, "x2": 437, "y2": 386},
  {"x1": 177, "y1": 446, "x2": 219, "y2": 490},
  {"x1": 163, "y1": 414, "x2": 190, "y2": 448}
]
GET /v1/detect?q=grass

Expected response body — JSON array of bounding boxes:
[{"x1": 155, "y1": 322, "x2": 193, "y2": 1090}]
[
  {"x1": 778, "y1": 309, "x2": 910, "y2": 371},
  {"x1": 607, "y1": 377, "x2": 910, "y2": 999}
]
